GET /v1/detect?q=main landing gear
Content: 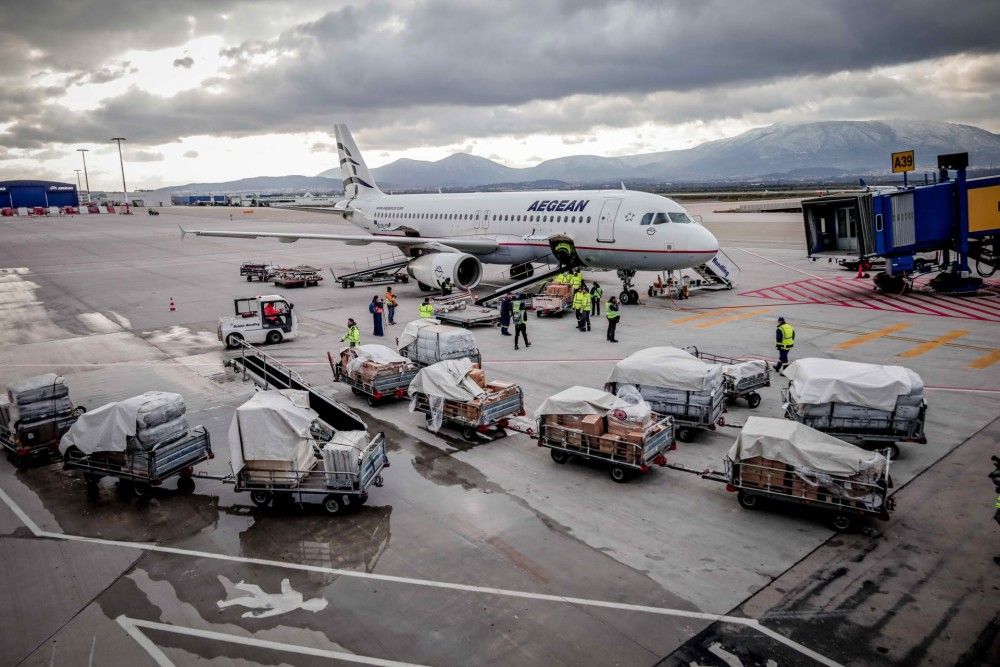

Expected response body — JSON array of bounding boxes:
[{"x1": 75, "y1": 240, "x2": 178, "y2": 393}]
[{"x1": 617, "y1": 269, "x2": 640, "y2": 305}]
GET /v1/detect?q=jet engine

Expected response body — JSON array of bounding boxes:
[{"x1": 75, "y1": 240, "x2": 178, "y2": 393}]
[{"x1": 406, "y1": 252, "x2": 482, "y2": 290}]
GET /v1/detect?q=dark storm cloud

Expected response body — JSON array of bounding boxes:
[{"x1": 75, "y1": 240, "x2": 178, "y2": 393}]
[
  {"x1": 64, "y1": 61, "x2": 137, "y2": 86},
  {"x1": 173, "y1": 56, "x2": 195, "y2": 69},
  {"x1": 1, "y1": 0, "x2": 998, "y2": 149}
]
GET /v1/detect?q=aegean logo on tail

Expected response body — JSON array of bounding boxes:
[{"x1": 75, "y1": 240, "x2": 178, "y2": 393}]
[{"x1": 527, "y1": 200, "x2": 589, "y2": 212}]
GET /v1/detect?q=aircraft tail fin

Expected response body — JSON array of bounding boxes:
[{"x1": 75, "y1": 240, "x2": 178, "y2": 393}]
[{"x1": 334, "y1": 124, "x2": 382, "y2": 199}]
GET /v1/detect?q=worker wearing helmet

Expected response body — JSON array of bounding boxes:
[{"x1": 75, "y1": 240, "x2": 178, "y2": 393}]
[{"x1": 774, "y1": 316, "x2": 795, "y2": 373}]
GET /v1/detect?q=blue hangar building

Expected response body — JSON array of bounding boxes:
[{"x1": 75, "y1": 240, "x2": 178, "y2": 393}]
[{"x1": 0, "y1": 180, "x2": 79, "y2": 208}]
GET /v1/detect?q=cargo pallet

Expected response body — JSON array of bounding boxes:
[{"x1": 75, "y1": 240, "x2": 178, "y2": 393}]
[
  {"x1": 1, "y1": 405, "x2": 86, "y2": 467},
  {"x1": 328, "y1": 352, "x2": 417, "y2": 407},
  {"x1": 240, "y1": 262, "x2": 273, "y2": 282},
  {"x1": 410, "y1": 389, "x2": 525, "y2": 442},
  {"x1": 433, "y1": 306, "x2": 501, "y2": 328},
  {"x1": 62, "y1": 427, "x2": 213, "y2": 499},
  {"x1": 782, "y1": 389, "x2": 926, "y2": 460},
  {"x1": 687, "y1": 347, "x2": 770, "y2": 409},
  {"x1": 202, "y1": 433, "x2": 387, "y2": 516},
  {"x1": 537, "y1": 415, "x2": 673, "y2": 483},
  {"x1": 271, "y1": 266, "x2": 322, "y2": 288},
  {"x1": 688, "y1": 455, "x2": 894, "y2": 532}
]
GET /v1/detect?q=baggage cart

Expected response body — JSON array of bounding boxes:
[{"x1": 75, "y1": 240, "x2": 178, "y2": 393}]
[
  {"x1": 63, "y1": 426, "x2": 213, "y2": 499},
  {"x1": 271, "y1": 265, "x2": 322, "y2": 288},
  {"x1": 397, "y1": 321, "x2": 481, "y2": 367},
  {"x1": 224, "y1": 432, "x2": 387, "y2": 516},
  {"x1": 240, "y1": 261, "x2": 273, "y2": 282},
  {"x1": 0, "y1": 398, "x2": 86, "y2": 466},
  {"x1": 328, "y1": 351, "x2": 418, "y2": 406},
  {"x1": 605, "y1": 381, "x2": 723, "y2": 443},
  {"x1": 434, "y1": 305, "x2": 501, "y2": 328},
  {"x1": 782, "y1": 389, "x2": 926, "y2": 460},
  {"x1": 537, "y1": 414, "x2": 673, "y2": 483},
  {"x1": 410, "y1": 388, "x2": 525, "y2": 442},
  {"x1": 530, "y1": 294, "x2": 571, "y2": 318},
  {"x1": 686, "y1": 347, "x2": 770, "y2": 408}
]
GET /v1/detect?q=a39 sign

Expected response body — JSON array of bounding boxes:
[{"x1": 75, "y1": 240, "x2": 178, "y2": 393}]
[{"x1": 892, "y1": 149, "x2": 915, "y2": 173}]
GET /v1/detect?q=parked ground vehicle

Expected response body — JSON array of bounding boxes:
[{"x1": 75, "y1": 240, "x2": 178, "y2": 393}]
[
  {"x1": 702, "y1": 416, "x2": 894, "y2": 531},
  {"x1": 535, "y1": 386, "x2": 673, "y2": 483},
  {"x1": 218, "y1": 294, "x2": 297, "y2": 348},
  {"x1": 686, "y1": 347, "x2": 770, "y2": 409},
  {"x1": 240, "y1": 261, "x2": 273, "y2": 282},
  {"x1": 531, "y1": 283, "x2": 573, "y2": 318},
  {"x1": 330, "y1": 345, "x2": 418, "y2": 406}
]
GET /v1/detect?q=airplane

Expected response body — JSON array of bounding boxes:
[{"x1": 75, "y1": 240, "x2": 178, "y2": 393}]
[{"x1": 182, "y1": 124, "x2": 720, "y2": 304}]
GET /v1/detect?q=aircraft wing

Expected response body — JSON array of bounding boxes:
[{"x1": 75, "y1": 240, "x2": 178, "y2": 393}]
[{"x1": 179, "y1": 225, "x2": 498, "y2": 254}]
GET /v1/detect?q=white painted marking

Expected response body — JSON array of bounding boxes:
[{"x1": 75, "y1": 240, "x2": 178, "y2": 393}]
[
  {"x1": 118, "y1": 616, "x2": 428, "y2": 667},
  {"x1": 708, "y1": 641, "x2": 745, "y2": 667},
  {"x1": 217, "y1": 577, "x2": 328, "y2": 618},
  {"x1": 736, "y1": 248, "x2": 824, "y2": 279},
  {"x1": 0, "y1": 488, "x2": 842, "y2": 667}
]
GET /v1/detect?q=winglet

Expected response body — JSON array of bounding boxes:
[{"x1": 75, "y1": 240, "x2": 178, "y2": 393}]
[
  {"x1": 178, "y1": 223, "x2": 187, "y2": 240},
  {"x1": 620, "y1": 181, "x2": 627, "y2": 190}
]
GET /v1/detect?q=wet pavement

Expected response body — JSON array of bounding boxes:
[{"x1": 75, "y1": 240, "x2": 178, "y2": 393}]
[{"x1": 1, "y1": 204, "x2": 998, "y2": 666}]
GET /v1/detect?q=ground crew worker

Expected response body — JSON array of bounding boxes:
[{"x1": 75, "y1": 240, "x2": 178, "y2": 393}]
[
  {"x1": 512, "y1": 297, "x2": 531, "y2": 349},
  {"x1": 553, "y1": 271, "x2": 567, "y2": 284},
  {"x1": 440, "y1": 278, "x2": 453, "y2": 295},
  {"x1": 606, "y1": 296, "x2": 620, "y2": 342},
  {"x1": 341, "y1": 318, "x2": 361, "y2": 347},
  {"x1": 568, "y1": 268, "x2": 583, "y2": 291},
  {"x1": 774, "y1": 316, "x2": 795, "y2": 373},
  {"x1": 419, "y1": 298, "x2": 435, "y2": 319},
  {"x1": 573, "y1": 285, "x2": 591, "y2": 331},
  {"x1": 384, "y1": 287, "x2": 398, "y2": 325},
  {"x1": 554, "y1": 240, "x2": 573, "y2": 264},
  {"x1": 590, "y1": 282, "x2": 602, "y2": 317}
]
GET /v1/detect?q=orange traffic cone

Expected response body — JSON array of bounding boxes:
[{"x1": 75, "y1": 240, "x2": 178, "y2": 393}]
[{"x1": 169, "y1": 297, "x2": 176, "y2": 312}]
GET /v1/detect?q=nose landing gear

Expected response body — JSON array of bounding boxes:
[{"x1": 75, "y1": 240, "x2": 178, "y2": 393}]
[{"x1": 617, "y1": 270, "x2": 640, "y2": 305}]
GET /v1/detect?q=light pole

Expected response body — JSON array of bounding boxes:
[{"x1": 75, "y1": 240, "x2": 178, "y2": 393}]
[
  {"x1": 111, "y1": 137, "x2": 128, "y2": 209},
  {"x1": 74, "y1": 169, "x2": 82, "y2": 190},
  {"x1": 76, "y1": 148, "x2": 91, "y2": 202}
]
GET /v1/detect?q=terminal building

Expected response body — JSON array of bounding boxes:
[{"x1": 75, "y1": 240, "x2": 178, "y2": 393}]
[{"x1": 0, "y1": 180, "x2": 79, "y2": 208}]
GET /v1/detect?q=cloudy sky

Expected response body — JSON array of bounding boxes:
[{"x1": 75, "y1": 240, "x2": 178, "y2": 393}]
[{"x1": 1, "y1": 0, "x2": 997, "y2": 190}]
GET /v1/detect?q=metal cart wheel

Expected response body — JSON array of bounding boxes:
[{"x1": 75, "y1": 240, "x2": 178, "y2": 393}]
[
  {"x1": 550, "y1": 449, "x2": 569, "y2": 464},
  {"x1": 830, "y1": 513, "x2": 854, "y2": 532},
  {"x1": 250, "y1": 490, "x2": 273, "y2": 507},
  {"x1": 266, "y1": 330, "x2": 283, "y2": 344},
  {"x1": 84, "y1": 472, "x2": 102, "y2": 487},
  {"x1": 132, "y1": 483, "x2": 152, "y2": 500},
  {"x1": 460, "y1": 426, "x2": 478, "y2": 441},
  {"x1": 176, "y1": 476, "x2": 195, "y2": 493},
  {"x1": 322, "y1": 494, "x2": 345, "y2": 516},
  {"x1": 885, "y1": 443, "x2": 900, "y2": 460},
  {"x1": 536, "y1": 310, "x2": 541, "y2": 317},
  {"x1": 737, "y1": 490, "x2": 760, "y2": 509},
  {"x1": 246, "y1": 276, "x2": 252, "y2": 282},
  {"x1": 609, "y1": 465, "x2": 629, "y2": 484},
  {"x1": 357, "y1": 492, "x2": 369, "y2": 506},
  {"x1": 746, "y1": 392, "x2": 762, "y2": 409},
  {"x1": 225, "y1": 333, "x2": 244, "y2": 349},
  {"x1": 676, "y1": 427, "x2": 695, "y2": 443},
  {"x1": 71, "y1": 405, "x2": 87, "y2": 417},
  {"x1": 366, "y1": 395, "x2": 379, "y2": 407},
  {"x1": 349, "y1": 281, "x2": 356, "y2": 288},
  {"x1": 352, "y1": 388, "x2": 364, "y2": 396}
]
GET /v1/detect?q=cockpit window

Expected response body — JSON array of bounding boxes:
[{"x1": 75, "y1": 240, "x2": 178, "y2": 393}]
[
  {"x1": 640, "y1": 213, "x2": 653, "y2": 226},
  {"x1": 651, "y1": 212, "x2": 668, "y2": 225},
  {"x1": 668, "y1": 212, "x2": 693, "y2": 223}
]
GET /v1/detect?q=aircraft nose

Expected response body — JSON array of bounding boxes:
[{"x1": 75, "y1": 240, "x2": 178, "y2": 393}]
[{"x1": 697, "y1": 224, "x2": 719, "y2": 254}]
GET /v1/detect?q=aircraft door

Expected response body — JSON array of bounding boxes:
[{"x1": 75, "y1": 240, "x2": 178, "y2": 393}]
[
  {"x1": 474, "y1": 209, "x2": 481, "y2": 230},
  {"x1": 597, "y1": 199, "x2": 621, "y2": 243},
  {"x1": 482, "y1": 210, "x2": 490, "y2": 231}
]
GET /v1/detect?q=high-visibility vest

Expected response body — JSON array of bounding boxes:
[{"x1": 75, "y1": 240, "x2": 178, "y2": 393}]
[
  {"x1": 384, "y1": 292, "x2": 397, "y2": 306},
  {"x1": 573, "y1": 292, "x2": 589, "y2": 311},
  {"x1": 555, "y1": 241, "x2": 572, "y2": 255},
  {"x1": 591, "y1": 287, "x2": 602, "y2": 303},
  {"x1": 343, "y1": 325, "x2": 360, "y2": 344},
  {"x1": 512, "y1": 301, "x2": 526, "y2": 324},
  {"x1": 553, "y1": 273, "x2": 566, "y2": 284},
  {"x1": 777, "y1": 323, "x2": 795, "y2": 350},
  {"x1": 996, "y1": 495, "x2": 1000, "y2": 510},
  {"x1": 419, "y1": 303, "x2": 435, "y2": 318},
  {"x1": 569, "y1": 273, "x2": 583, "y2": 289},
  {"x1": 606, "y1": 302, "x2": 620, "y2": 319}
]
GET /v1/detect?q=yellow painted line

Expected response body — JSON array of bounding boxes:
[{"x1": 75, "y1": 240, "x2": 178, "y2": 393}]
[
  {"x1": 969, "y1": 349, "x2": 1000, "y2": 369},
  {"x1": 833, "y1": 322, "x2": 910, "y2": 350},
  {"x1": 669, "y1": 309, "x2": 744, "y2": 325},
  {"x1": 694, "y1": 308, "x2": 772, "y2": 329},
  {"x1": 899, "y1": 329, "x2": 970, "y2": 358}
]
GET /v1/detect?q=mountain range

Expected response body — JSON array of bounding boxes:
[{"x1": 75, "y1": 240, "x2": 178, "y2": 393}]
[{"x1": 155, "y1": 120, "x2": 1000, "y2": 194}]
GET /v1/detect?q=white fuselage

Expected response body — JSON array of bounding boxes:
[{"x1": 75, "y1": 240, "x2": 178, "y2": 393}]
[{"x1": 347, "y1": 189, "x2": 719, "y2": 271}]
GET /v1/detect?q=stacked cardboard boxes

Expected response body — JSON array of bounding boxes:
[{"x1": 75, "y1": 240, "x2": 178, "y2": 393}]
[{"x1": 341, "y1": 349, "x2": 414, "y2": 383}]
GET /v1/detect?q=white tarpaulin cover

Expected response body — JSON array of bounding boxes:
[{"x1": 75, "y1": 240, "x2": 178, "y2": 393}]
[
  {"x1": 397, "y1": 319, "x2": 440, "y2": 351},
  {"x1": 785, "y1": 358, "x2": 922, "y2": 411},
  {"x1": 407, "y1": 358, "x2": 485, "y2": 401},
  {"x1": 228, "y1": 390, "x2": 317, "y2": 474},
  {"x1": 721, "y1": 360, "x2": 768, "y2": 382},
  {"x1": 536, "y1": 386, "x2": 619, "y2": 417},
  {"x1": 729, "y1": 416, "x2": 886, "y2": 476},
  {"x1": 60, "y1": 396, "x2": 146, "y2": 455},
  {"x1": 607, "y1": 347, "x2": 720, "y2": 391},
  {"x1": 343, "y1": 344, "x2": 408, "y2": 376}
]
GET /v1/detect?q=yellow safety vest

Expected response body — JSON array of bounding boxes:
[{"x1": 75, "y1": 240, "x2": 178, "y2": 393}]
[
  {"x1": 553, "y1": 273, "x2": 566, "y2": 284},
  {"x1": 573, "y1": 292, "x2": 589, "y2": 311},
  {"x1": 591, "y1": 287, "x2": 602, "y2": 302},
  {"x1": 343, "y1": 325, "x2": 360, "y2": 344},
  {"x1": 777, "y1": 323, "x2": 795, "y2": 350},
  {"x1": 569, "y1": 273, "x2": 583, "y2": 289},
  {"x1": 419, "y1": 303, "x2": 435, "y2": 318},
  {"x1": 606, "y1": 302, "x2": 620, "y2": 319},
  {"x1": 996, "y1": 495, "x2": 1000, "y2": 510}
]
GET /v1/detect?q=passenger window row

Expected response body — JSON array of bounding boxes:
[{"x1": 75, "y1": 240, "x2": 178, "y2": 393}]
[{"x1": 381, "y1": 211, "x2": 592, "y2": 224}]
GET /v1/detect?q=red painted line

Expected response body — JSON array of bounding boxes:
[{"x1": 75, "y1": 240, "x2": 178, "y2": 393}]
[
  {"x1": 929, "y1": 295, "x2": 1000, "y2": 321},
  {"x1": 889, "y1": 291, "x2": 978, "y2": 319},
  {"x1": 768, "y1": 284, "x2": 813, "y2": 303},
  {"x1": 774, "y1": 283, "x2": 824, "y2": 304}
]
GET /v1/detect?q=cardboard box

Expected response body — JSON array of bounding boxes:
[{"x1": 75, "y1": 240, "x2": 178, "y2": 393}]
[
  {"x1": 579, "y1": 414, "x2": 605, "y2": 436},
  {"x1": 607, "y1": 419, "x2": 644, "y2": 445},
  {"x1": 469, "y1": 368, "x2": 487, "y2": 388}
]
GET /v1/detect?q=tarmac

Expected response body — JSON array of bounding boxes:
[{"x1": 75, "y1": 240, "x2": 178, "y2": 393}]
[{"x1": 0, "y1": 202, "x2": 997, "y2": 666}]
